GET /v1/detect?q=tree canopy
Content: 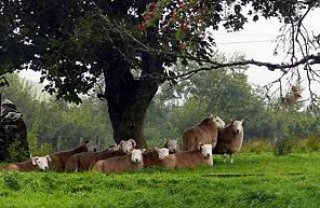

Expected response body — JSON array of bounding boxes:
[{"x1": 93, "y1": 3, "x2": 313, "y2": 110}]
[
  {"x1": 0, "y1": 0, "x2": 319, "y2": 100},
  {"x1": 1, "y1": 0, "x2": 320, "y2": 146}
]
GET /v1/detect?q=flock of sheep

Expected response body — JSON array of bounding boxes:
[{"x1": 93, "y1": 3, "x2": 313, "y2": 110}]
[{"x1": 0, "y1": 114, "x2": 244, "y2": 173}]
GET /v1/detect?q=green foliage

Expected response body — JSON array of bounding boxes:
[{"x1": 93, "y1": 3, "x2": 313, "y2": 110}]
[
  {"x1": 6, "y1": 139, "x2": 28, "y2": 162},
  {"x1": 241, "y1": 139, "x2": 274, "y2": 153},
  {"x1": 1, "y1": 74, "x2": 112, "y2": 151},
  {"x1": 292, "y1": 135, "x2": 320, "y2": 153}
]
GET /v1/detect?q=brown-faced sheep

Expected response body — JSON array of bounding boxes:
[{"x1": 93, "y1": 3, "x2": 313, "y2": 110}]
[
  {"x1": 0, "y1": 155, "x2": 51, "y2": 171},
  {"x1": 92, "y1": 149, "x2": 145, "y2": 173},
  {"x1": 143, "y1": 147, "x2": 170, "y2": 168},
  {"x1": 182, "y1": 115, "x2": 225, "y2": 151},
  {"x1": 212, "y1": 119, "x2": 244, "y2": 163},
  {"x1": 48, "y1": 140, "x2": 95, "y2": 171},
  {"x1": 65, "y1": 139, "x2": 136, "y2": 172},
  {"x1": 160, "y1": 143, "x2": 213, "y2": 169}
]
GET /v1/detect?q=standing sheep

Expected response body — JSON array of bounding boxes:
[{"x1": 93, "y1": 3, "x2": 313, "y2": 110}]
[
  {"x1": 92, "y1": 149, "x2": 145, "y2": 173},
  {"x1": 65, "y1": 139, "x2": 136, "y2": 172},
  {"x1": 160, "y1": 143, "x2": 213, "y2": 169},
  {"x1": 212, "y1": 119, "x2": 244, "y2": 163},
  {"x1": 182, "y1": 114, "x2": 224, "y2": 151},
  {"x1": 48, "y1": 140, "x2": 95, "y2": 171}
]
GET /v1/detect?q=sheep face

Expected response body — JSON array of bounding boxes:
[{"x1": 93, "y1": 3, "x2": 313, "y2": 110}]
[
  {"x1": 120, "y1": 139, "x2": 136, "y2": 155},
  {"x1": 31, "y1": 155, "x2": 51, "y2": 170},
  {"x1": 131, "y1": 149, "x2": 145, "y2": 163},
  {"x1": 165, "y1": 139, "x2": 180, "y2": 153},
  {"x1": 214, "y1": 116, "x2": 225, "y2": 129},
  {"x1": 156, "y1": 148, "x2": 170, "y2": 160},
  {"x1": 84, "y1": 140, "x2": 97, "y2": 152},
  {"x1": 231, "y1": 119, "x2": 243, "y2": 134},
  {"x1": 200, "y1": 144, "x2": 213, "y2": 157}
]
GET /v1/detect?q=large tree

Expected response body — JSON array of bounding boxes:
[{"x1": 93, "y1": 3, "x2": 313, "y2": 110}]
[{"x1": 0, "y1": 0, "x2": 319, "y2": 147}]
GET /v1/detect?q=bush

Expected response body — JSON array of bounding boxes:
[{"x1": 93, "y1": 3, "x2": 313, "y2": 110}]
[
  {"x1": 241, "y1": 139, "x2": 274, "y2": 154},
  {"x1": 273, "y1": 137, "x2": 295, "y2": 156},
  {"x1": 7, "y1": 139, "x2": 29, "y2": 162},
  {"x1": 291, "y1": 134, "x2": 320, "y2": 153},
  {"x1": 28, "y1": 129, "x2": 53, "y2": 156}
]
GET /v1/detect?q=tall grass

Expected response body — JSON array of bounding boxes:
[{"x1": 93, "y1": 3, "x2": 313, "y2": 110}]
[{"x1": 242, "y1": 135, "x2": 320, "y2": 155}]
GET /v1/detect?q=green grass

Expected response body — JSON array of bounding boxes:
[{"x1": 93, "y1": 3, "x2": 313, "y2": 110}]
[{"x1": 1, "y1": 153, "x2": 320, "y2": 208}]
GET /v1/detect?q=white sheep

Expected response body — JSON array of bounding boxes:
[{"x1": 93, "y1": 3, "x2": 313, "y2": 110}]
[
  {"x1": 92, "y1": 149, "x2": 145, "y2": 173},
  {"x1": 160, "y1": 143, "x2": 213, "y2": 169}
]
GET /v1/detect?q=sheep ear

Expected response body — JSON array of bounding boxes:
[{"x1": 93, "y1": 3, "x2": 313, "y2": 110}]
[
  {"x1": 46, "y1": 155, "x2": 52, "y2": 162},
  {"x1": 197, "y1": 142, "x2": 203, "y2": 150},
  {"x1": 240, "y1": 119, "x2": 244, "y2": 124},
  {"x1": 209, "y1": 114, "x2": 214, "y2": 119},
  {"x1": 141, "y1": 148, "x2": 146, "y2": 153},
  {"x1": 119, "y1": 140, "x2": 124, "y2": 148},
  {"x1": 130, "y1": 139, "x2": 137, "y2": 147},
  {"x1": 155, "y1": 147, "x2": 159, "y2": 151},
  {"x1": 31, "y1": 157, "x2": 38, "y2": 165}
]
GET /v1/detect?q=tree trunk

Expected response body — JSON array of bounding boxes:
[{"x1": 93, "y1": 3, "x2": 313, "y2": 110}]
[{"x1": 103, "y1": 60, "x2": 160, "y2": 148}]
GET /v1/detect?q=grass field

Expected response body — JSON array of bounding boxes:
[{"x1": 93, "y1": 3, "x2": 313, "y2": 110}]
[{"x1": 0, "y1": 153, "x2": 320, "y2": 208}]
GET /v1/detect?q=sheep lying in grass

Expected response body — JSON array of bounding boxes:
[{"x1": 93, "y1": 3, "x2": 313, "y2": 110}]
[
  {"x1": 163, "y1": 139, "x2": 180, "y2": 154},
  {"x1": 92, "y1": 149, "x2": 145, "y2": 173},
  {"x1": 143, "y1": 147, "x2": 170, "y2": 168},
  {"x1": 160, "y1": 143, "x2": 213, "y2": 169},
  {"x1": 48, "y1": 140, "x2": 95, "y2": 171},
  {"x1": 182, "y1": 114, "x2": 225, "y2": 151},
  {"x1": 1, "y1": 155, "x2": 51, "y2": 171},
  {"x1": 213, "y1": 119, "x2": 244, "y2": 163},
  {"x1": 65, "y1": 139, "x2": 136, "y2": 172}
]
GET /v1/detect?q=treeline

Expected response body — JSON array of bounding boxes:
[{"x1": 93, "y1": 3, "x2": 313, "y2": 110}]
[
  {"x1": 1, "y1": 66, "x2": 319, "y2": 154},
  {"x1": 0, "y1": 75, "x2": 113, "y2": 154},
  {"x1": 145, "y1": 59, "x2": 320, "y2": 148}
]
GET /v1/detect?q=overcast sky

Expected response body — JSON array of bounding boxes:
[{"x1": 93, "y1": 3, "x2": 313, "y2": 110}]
[{"x1": 20, "y1": 9, "x2": 320, "y2": 93}]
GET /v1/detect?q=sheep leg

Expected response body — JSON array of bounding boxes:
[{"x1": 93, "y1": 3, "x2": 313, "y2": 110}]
[
  {"x1": 222, "y1": 153, "x2": 227, "y2": 163},
  {"x1": 229, "y1": 154, "x2": 234, "y2": 164}
]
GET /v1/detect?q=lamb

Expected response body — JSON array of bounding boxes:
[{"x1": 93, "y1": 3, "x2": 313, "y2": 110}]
[
  {"x1": 48, "y1": 140, "x2": 95, "y2": 171},
  {"x1": 143, "y1": 147, "x2": 170, "y2": 168},
  {"x1": 160, "y1": 143, "x2": 213, "y2": 169},
  {"x1": 212, "y1": 119, "x2": 244, "y2": 163},
  {"x1": 0, "y1": 155, "x2": 51, "y2": 171},
  {"x1": 182, "y1": 114, "x2": 225, "y2": 151},
  {"x1": 163, "y1": 139, "x2": 180, "y2": 153},
  {"x1": 65, "y1": 139, "x2": 136, "y2": 172},
  {"x1": 92, "y1": 149, "x2": 145, "y2": 173}
]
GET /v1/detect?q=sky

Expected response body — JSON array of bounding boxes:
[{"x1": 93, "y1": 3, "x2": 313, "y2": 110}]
[{"x1": 19, "y1": 9, "x2": 320, "y2": 96}]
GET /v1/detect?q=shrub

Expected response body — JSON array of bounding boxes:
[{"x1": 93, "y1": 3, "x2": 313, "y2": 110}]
[
  {"x1": 274, "y1": 137, "x2": 295, "y2": 156},
  {"x1": 241, "y1": 139, "x2": 274, "y2": 154},
  {"x1": 291, "y1": 134, "x2": 320, "y2": 153},
  {"x1": 7, "y1": 139, "x2": 29, "y2": 162}
]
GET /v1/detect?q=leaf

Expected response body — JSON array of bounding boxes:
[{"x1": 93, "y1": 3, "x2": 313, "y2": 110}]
[{"x1": 175, "y1": 29, "x2": 186, "y2": 41}]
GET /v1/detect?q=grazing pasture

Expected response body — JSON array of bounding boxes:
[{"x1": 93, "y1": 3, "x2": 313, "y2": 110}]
[{"x1": 0, "y1": 153, "x2": 319, "y2": 208}]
